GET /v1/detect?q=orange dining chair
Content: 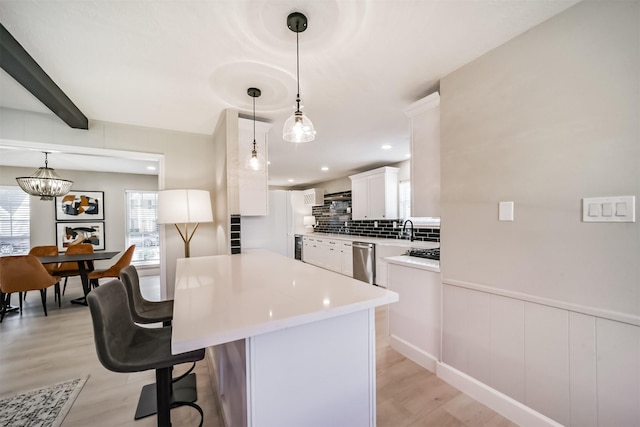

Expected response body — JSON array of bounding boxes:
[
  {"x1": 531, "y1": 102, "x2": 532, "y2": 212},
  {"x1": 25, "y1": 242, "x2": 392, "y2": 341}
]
[
  {"x1": 88, "y1": 245, "x2": 136, "y2": 288},
  {"x1": 0, "y1": 255, "x2": 60, "y2": 322},
  {"x1": 28, "y1": 245, "x2": 62, "y2": 306},
  {"x1": 52, "y1": 243, "x2": 94, "y2": 296}
]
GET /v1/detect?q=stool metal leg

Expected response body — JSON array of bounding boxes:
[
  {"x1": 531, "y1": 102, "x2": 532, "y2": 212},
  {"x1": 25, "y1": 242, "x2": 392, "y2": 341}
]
[{"x1": 156, "y1": 367, "x2": 172, "y2": 427}]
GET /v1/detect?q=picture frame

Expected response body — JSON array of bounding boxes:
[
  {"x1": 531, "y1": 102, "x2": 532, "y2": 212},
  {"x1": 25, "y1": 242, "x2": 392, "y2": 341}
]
[
  {"x1": 55, "y1": 191, "x2": 105, "y2": 221},
  {"x1": 56, "y1": 222, "x2": 105, "y2": 252}
]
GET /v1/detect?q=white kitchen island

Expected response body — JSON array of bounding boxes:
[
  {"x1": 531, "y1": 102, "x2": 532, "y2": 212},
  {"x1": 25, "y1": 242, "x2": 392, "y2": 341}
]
[{"x1": 171, "y1": 250, "x2": 398, "y2": 427}]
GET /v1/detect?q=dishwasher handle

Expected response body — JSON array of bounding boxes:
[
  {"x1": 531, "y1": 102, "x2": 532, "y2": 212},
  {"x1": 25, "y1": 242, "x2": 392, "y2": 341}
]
[{"x1": 352, "y1": 242, "x2": 374, "y2": 249}]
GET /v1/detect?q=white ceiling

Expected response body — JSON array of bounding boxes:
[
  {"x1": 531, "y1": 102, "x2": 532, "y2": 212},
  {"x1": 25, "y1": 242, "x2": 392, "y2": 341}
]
[{"x1": 0, "y1": 0, "x2": 579, "y2": 187}]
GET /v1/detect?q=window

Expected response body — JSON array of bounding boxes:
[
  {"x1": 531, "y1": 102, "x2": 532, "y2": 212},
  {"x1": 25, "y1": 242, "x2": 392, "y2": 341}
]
[
  {"x1": 398, "y1": 180, "x2": 411, "y2": 221},
  {"x1": 0, "y1": 187, "x2": 30, "y2": 255},
  {"x1": 126, "y1": 190, "x2": 159, "y2": 265}
]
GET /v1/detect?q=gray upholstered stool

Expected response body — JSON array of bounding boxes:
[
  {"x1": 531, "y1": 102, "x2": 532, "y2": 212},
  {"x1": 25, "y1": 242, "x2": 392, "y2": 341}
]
[
  {"x1": 119, "y1": 265, "x2": 196, "y2": 420},
  {"x1": 87, "y1": 279, "x2": 205, "y2": 427},
  {"x1": 120, "y1": 265, "x2": 173, "y2": 326}
]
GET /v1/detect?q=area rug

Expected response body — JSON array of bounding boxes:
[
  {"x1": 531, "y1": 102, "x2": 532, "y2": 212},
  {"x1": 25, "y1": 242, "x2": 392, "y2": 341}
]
[{"x1": 0, "y1": 375, "x2": 89, "y2": 427}]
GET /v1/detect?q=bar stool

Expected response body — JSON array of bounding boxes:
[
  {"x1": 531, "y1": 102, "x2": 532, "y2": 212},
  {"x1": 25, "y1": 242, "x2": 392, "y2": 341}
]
[
  {"x1": 86, "y1": 279, "x2": 205, "y2": 427},
  {"x1": 120, "y1": 265, "x2": 196, "y2": 420},
  {"x1": 120, "y1": 265, "x2": 173, "y2": 326}
]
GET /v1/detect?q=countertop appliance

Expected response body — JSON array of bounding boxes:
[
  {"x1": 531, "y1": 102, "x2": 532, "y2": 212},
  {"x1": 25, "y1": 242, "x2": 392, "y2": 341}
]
[
  {"x1": 404, "y1": 247, "x2": 440, "y2": 260},
  {"x1": 353, "y1": 242, "x2": 376, "y2": 285}
]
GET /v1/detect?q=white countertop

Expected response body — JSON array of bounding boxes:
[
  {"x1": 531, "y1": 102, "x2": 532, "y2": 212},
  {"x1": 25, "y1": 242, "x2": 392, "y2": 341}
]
[
  {"x1": 302, "y1": 232, "x2": 439, "y2": 249},
  {"x1": 385, "y1": 255, "x2": 441, "y2": 273},
  {"x1": 171, "y1": 250, "x2": 399, "y2": 354}
]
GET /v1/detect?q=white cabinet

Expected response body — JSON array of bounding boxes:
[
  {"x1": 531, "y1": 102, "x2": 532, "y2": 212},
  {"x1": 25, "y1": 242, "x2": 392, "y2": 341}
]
[
  {"x1": 374, "y1": 244, "x2": 410, "y2": 287},
  {"x1": 349, "y1": 167, "x2": 399, "y2": 220},
  {"x1": 404, "y1": 92, "x2": 440, "y2": 217},
  {"x1": 303, "y1": 236, "x2": 353, "y2": 278},
  {"x1": 340, "y1": 241, "x2": 353, "y2": 277},
  {"x1": 238, "y1": 118, "x2": 272, "y2": 216},
  {"x1": 388, "y1": 262, "x2": 441, "y2": 372},
  {"x1": 303, "y1": 188, "x2": 324, "y2": 206}
]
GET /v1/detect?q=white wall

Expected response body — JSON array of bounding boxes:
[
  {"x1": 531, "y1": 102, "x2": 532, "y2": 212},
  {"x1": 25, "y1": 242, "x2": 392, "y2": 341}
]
[
  {"x1": 439, "y1": 1, "x2": 639, "y2": 425},
  {"x1": 0, "y1": 107, "x2": 216, "y2": 297},
  {"x1": 1, "y1": 165, "x2": 157, "y2": 254}
]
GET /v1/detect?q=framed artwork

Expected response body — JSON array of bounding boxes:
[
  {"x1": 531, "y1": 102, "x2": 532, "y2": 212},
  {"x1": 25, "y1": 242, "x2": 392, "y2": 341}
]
[
  {"x1": 56, "y1": 222, "x2": 105, "y2": 252},
  {"x1": 55, "y1": 191, "x2": 104, "y2": 221}
]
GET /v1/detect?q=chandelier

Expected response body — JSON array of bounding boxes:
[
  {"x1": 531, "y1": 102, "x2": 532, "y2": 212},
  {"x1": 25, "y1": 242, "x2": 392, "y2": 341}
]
[{"x1": 16, "y1": 152, "x2": 73, "y2": 200}]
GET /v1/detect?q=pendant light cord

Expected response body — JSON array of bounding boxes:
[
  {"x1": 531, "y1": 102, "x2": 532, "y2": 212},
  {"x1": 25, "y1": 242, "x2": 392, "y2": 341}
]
[
  {"x1": 252, "y1": 93, "x2": 257, "y2": 150},
  {"x1": 296, "y1": 28, "x2": 301, "y2": 112}
]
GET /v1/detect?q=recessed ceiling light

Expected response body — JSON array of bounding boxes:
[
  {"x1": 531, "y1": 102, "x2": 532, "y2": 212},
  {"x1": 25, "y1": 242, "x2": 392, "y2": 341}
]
[
  {"x1": 405, "y1": 153, "x2": 411, "y2": 158},
  {"x1": 288, "y1": 179, "x2": 294, "y2": 183},
  {"x1": 381, "y1": 144, "x2": 392, "y2": 150},
  {"x1": 267, "y1": 161, "x2": 271, "y2": 165},
  {"x1": 321, "y1": 166, "x2": 329, "y2": 171},
  {"x1": 146, "y1": 166, "x2": 156, "y2": 171}
]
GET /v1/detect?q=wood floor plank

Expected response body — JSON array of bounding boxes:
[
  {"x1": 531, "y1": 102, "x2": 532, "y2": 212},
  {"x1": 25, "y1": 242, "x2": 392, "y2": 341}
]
[{"x1": 0, "y1": 276, "x2": 516, "y2": 427}]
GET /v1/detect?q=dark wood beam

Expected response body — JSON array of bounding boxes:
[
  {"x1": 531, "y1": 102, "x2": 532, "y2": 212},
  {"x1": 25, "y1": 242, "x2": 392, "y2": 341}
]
[{"x1": 0, "y1": 23, "x2": 88, "y2": 130}]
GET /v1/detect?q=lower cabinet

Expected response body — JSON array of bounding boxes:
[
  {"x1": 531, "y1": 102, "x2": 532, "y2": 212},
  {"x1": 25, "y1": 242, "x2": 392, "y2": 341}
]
[
  {"x1": 302, "y1": 236, "x2": 353, "y2": 278},
  {"x1": 387, "y1": 262, "x2": 441, "y2": 373},
  {"x1": 374, "y1": 244, "x2": 410, "y2": 287},
  {"x1": 341, "y1": 242, "x2": 353, "y2": 277}
]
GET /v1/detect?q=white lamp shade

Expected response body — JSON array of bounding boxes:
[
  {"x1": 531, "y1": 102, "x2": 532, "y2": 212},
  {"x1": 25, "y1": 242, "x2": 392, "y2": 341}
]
[
  {"x1": 303, "y1": 215, "x2": 316, "y2": 226},
  {"x1": 157, "y1": 189, "x2": 213, "y2": 224}
]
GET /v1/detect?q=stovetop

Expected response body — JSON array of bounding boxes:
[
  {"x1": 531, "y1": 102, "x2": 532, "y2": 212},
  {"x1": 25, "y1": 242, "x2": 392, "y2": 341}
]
[{"x1": 405, "y1": 247, "x2": 440, "y2": 261}]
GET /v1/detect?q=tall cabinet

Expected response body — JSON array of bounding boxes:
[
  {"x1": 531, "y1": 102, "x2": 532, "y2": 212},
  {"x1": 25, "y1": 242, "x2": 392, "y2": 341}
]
[
  {"x1": 404, "y1": 92, "x2": 440, "y2": 217},
  {"x1": 349, "y1": 166, "x2": 399, "y2": 220},
  {"x1": 237, "y1": 117, "x2": 272, "y2": 216}
]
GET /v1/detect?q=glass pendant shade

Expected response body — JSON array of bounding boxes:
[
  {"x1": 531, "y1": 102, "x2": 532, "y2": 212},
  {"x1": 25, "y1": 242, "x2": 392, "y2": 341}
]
[
  {"x1": 283, "y1": 110, "x2": 316, "y2": 143},
  {"x1": 284, "y1": 12, "x2": 316, "y2": 143},
  {"x1": 16, "y1": 153, "x2": 73, "y2": 200},
  {"x1": 245, "y1": 87, "x2": 265, "y2": 171},
  {"x1": 245, "y1": 144, "x2": 265, "y2": 171}
]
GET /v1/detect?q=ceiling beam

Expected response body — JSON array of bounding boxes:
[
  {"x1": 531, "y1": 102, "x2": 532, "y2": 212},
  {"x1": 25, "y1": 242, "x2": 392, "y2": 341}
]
[{"x1": 0, "y1": 23, "x2": 88, "y2": 130}]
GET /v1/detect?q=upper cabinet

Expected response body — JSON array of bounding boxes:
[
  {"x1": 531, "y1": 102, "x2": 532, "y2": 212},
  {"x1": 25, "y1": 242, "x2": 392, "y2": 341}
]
[
  {"x1": 238, "y1": 117, "x2": 272, "y2": 216},
  {"x1": 349, "y1": 166, "x2": 399, "y2": 220},
  {"x1": 404, "y1": 92, "x2": 440, "y2": 218}
]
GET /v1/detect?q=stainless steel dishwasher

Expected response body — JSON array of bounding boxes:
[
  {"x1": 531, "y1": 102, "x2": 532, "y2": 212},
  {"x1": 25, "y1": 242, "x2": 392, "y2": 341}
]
[{"x1": 352, "y1": 242, "x2": 375, "y2": 285}]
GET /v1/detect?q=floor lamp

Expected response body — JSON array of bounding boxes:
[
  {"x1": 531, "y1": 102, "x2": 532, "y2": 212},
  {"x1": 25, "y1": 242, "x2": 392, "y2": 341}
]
[{"x1": 157, "y1": 189, "x2": 213, "y2": 258}]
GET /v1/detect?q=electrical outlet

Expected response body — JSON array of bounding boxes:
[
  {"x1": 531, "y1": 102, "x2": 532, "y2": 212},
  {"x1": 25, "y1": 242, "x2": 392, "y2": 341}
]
[
  {"x1": 374, "y1": 221, "x2": 378, "y2": 228},
  {"x1": 393, "y1": 221, "x2": 397, "y2": 228}
]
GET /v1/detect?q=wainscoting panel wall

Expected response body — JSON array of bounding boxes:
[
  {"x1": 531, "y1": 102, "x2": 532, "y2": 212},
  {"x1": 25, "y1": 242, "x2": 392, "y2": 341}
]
[{"x1": 442, "y1": 283, "x2": 640, "y2": 426}]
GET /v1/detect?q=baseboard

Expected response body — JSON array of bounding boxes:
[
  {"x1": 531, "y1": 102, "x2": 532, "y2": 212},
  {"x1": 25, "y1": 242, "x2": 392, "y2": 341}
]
[
  {"x1": 390, "y1": 335, "x2": 438, "y2": 373},
  {"x1": 436, "y1": 362, "x2": 563, "y2": 427}
]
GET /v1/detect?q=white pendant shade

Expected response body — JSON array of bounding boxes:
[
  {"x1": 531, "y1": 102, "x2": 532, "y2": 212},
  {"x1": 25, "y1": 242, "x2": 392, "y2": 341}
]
[
  {"x1": 283, "y1": 111, "x2": 316, "y2": 143},
  {"x1": 157, "y1": 189, "x2": 213, "y2": 224}
]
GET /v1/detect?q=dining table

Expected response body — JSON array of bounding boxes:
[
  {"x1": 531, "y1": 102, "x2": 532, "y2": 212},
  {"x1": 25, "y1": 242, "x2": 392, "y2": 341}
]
[{"x1": 38, "y1": 251, "x2": 120, "y2": 305}]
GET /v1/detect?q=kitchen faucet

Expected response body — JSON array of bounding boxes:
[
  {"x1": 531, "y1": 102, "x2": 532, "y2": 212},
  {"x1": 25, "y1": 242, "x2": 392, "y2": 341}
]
[{"x1": 402, "y1": 219, "x2": 415, "y2": 242}]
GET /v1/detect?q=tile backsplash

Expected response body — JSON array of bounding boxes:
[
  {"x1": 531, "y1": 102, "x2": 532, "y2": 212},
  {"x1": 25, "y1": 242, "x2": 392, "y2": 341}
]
[{"x1": 311, "y1": 191, "x2": 440, "y2": 243}]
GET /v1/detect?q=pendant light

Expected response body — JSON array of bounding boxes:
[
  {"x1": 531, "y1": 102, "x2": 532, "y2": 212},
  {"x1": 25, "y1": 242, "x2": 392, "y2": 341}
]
[
  {"x1": 16, "y1": 152, "x2": 73, "y2": 200},
  {"x1": 245, "y1": 87, "x2": 265, "y2": 171},
  {"x1": 283, "y1": 12, "x2": 316, "y2": 143}
]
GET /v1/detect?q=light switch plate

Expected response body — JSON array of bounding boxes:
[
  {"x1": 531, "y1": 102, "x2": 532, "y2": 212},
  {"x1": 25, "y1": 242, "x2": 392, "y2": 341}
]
[
  {"x1": 582, "y1": 196, "x2": 635, "y2": 222},
  {"x1": 499, "y1": 201, "x2": 514, "y2": 221}
]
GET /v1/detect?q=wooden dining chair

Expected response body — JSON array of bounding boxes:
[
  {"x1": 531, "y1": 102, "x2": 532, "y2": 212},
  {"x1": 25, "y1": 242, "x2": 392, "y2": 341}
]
[
  {"x1": 28, "y1": 245, "x2": 62, "y2": 306},
  {"x1": 0, "y1": 255, "x2": 60, "y2": 322},
  {"x1": 52, "y1": 243, "x2": 94, "y2": 296},
  {"x1": 88, "y1": 245, "x2": 136, "y2": 288}
]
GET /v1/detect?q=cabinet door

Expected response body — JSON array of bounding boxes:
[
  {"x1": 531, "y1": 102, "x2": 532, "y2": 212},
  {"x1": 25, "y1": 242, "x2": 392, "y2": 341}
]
[
  {"x1": 367, "y1": 173, "x2": 387, "y2": 219},
  {"x1": 351, "y1": 178, "x2": 369, "y2": 220},
  {"x1": 238, "y1": 119, "x2": 270, "y2": 216},
  {"x1": 341, "y1": 242, "x2": 353, "y2": 277}
]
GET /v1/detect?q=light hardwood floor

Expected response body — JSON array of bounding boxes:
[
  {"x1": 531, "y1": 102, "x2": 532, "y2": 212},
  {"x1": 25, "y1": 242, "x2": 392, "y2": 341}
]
[{"x1": 0, "y1": 276, "x2": 517, "y2": 427}]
